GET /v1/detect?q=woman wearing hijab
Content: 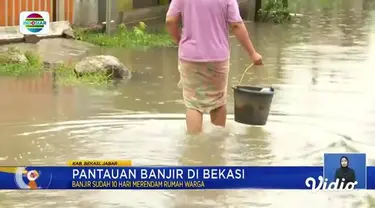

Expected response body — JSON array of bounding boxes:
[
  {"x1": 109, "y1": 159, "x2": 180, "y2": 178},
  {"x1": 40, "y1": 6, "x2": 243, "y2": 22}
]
[
  {"x1": 335, "y1": 156, "x2": 356, "y2": 187},
  {"x1": 166, "y1": 0, "x2": 263, "y2": 134}
]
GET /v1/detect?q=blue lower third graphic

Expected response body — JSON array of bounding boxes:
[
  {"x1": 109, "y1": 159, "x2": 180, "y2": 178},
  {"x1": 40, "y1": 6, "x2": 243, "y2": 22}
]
[
  {"x1": 0, "y1": 166, "x2": 373, "y2": 190},
  {"x1": 324, "y1": 153, "x2": 367, "y2": 189}
]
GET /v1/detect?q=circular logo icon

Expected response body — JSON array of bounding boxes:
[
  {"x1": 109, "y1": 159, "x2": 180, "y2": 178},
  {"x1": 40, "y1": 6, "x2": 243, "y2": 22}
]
[
  {"x1": 15, "y1": 167, "x2": 52, "y2": 189},
  {"x1": 23, "y1": 13, "x2": 47, "y2": 33}
]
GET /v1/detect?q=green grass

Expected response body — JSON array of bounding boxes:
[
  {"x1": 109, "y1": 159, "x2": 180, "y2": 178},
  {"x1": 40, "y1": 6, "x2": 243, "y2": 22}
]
[
  {"x1": 0, "y1": 63, "x2": 40, "y2": 76},
  {"x1": 54, "y1": 64, "x2": 113, "y2": 87},
  {"x1": 0, "y1": 47, "x2": 112, "y2": 86},
  {"x1": 0, "y1": 47, "x2": 42, "y2": 76},
  {"x1": 74, "y1": 22, "x2": 173, "y2": 49}
]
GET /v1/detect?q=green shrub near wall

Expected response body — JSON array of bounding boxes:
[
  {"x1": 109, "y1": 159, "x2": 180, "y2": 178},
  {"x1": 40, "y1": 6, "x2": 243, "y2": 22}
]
[
  {"x1": 118, "y1": 0, "x2": 133, "y2": 11},
  {"x1": 159, "y1": 0, "x2": 169, "y2": 5}
]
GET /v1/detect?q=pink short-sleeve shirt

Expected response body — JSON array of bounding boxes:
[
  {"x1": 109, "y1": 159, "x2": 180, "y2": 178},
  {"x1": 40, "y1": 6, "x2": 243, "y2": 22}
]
[{"x1": 167, "y1": 0, "x2": 243, "y2": 62}]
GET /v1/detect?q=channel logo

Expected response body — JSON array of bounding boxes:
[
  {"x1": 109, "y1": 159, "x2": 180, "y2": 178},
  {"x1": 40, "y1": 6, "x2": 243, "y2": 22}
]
[
  {"x1": 19, "y1": 11, "x2": 50, "y2": 35},
  {"x1": 14, "y1": 167, "x2": 52, "y2": 189}
]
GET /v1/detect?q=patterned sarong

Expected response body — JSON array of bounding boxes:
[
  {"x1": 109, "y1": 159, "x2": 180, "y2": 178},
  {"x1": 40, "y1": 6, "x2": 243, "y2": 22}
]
[{"x1": 178, "y1": 59, "x2": 230, "y2": 113}]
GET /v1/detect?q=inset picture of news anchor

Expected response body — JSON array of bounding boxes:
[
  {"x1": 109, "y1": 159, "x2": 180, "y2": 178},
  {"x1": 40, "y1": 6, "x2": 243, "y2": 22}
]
[
  {"x1": 335, "y1": 156, "x2": 356, "y2": 187},
  {"x1": 324, "y1": 153, "x2": 366, "y2": 189}
]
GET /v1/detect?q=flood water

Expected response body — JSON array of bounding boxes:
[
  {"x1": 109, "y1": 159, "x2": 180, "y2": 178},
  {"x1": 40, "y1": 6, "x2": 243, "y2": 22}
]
[{"x1": 1, "y1": 0, "x2": 375, "y2": 207}]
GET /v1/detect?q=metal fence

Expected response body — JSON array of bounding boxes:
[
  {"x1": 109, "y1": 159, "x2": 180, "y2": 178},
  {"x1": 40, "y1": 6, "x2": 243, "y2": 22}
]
[{"x1": 0, "y1": 0, "x2": 74, "y2": 26}]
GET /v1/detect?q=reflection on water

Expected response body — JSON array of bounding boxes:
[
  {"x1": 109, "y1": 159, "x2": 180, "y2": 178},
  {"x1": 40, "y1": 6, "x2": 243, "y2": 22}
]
[{"x1": 1, "y1": 0, "x2": 375, "y2": 207}]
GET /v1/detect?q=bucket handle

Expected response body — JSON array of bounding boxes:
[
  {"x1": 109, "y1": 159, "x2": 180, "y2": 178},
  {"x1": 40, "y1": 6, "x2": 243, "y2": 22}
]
[{"x1": 237, "y1": 63, "x2": 255, "y2": 86}]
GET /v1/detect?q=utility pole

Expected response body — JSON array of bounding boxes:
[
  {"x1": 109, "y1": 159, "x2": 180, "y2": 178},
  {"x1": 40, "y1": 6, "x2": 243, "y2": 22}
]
[{"x1": 105, "y1": 0, "x2": 112, "y2": 35}]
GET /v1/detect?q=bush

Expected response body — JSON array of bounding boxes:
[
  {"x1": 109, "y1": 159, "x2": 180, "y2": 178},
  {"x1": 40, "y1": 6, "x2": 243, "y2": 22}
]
[
  {"x1": 258, "y1": 0, "x2": 292, "y2": 24},
  {"x1": 74, "y1": 22, "x2": 173, "y2": 49}
]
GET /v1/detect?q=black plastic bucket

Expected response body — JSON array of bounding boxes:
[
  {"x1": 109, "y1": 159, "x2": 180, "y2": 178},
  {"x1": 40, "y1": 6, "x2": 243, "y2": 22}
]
[{"x1": 232, "y1": 86, "x2": 275, "y2": 125}]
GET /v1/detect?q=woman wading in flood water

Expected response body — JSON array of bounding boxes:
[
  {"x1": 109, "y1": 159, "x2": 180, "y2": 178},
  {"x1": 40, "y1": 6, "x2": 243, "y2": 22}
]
[{"x1": 166, "y1": 0, "x2": 263, "y2": 134}]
